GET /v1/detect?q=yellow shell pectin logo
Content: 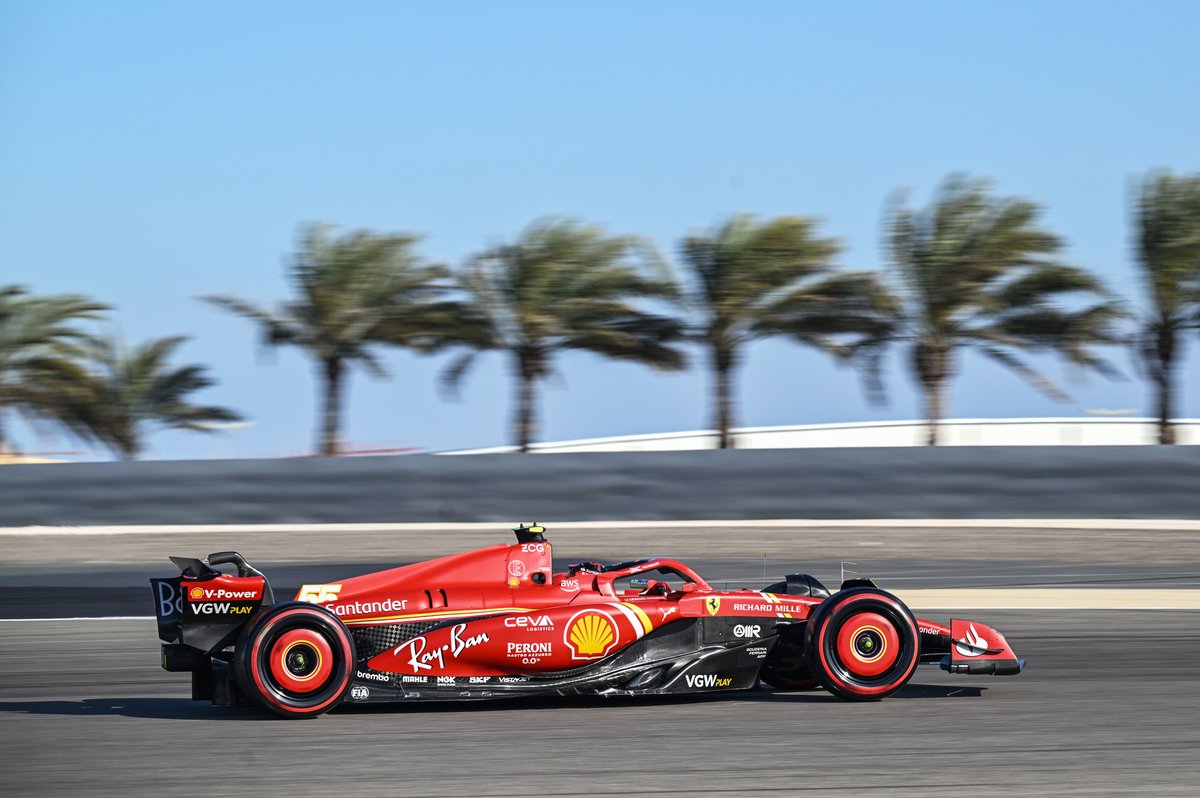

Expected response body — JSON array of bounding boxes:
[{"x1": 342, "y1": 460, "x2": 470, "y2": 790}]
[
  {"x1": 565, "y1": 610, "x2": 619, "y2": 660},
  {"x1": 189, "y1": 586, "x2": 205, "y2": 600}
]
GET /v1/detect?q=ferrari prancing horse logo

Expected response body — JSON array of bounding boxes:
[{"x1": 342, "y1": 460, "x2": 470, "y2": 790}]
[{"x1": 705, "y1": 597, "x2": 721, "y2": 616}]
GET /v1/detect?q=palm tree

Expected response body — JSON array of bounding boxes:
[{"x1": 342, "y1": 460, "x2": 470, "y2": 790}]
[
  {"x1": 1135, "y1": 171, "x2": 1200, "y2": 444},
  {"x1": 681, "y1": 215, "x2": 895, "y2": 448},
  {"x1": 204, "y1": 224, "x2": 454, "y2": 455},
  {"x1": 444, "y1": 218, "x2": 687, "y2": 452},
  {"x1": 886, "y1": 175, "x2": 1125, "y2": 445},
  {"x1": 59, "y1": 334, "x2": 242, "y2": 460},
  {"x1": 0, "y1": 285, "x2": 107, "y2": 454}
]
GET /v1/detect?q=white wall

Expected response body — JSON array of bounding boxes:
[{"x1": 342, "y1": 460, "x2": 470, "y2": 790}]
[{"x1": 443, "y1": 418, "x2": 1200, "y2": 454}]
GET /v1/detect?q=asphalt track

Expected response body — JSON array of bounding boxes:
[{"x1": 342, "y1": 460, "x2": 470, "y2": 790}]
[
  {"x1": 2, "y1": 612, "x2": 1199, "y2": 797},
  {"x1": 3, "y1": 524, "x2": 1200, "y2": 796}
]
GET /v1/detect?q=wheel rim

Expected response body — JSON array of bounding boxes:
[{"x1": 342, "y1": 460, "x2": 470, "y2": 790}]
[
  {"x1": 834, "y1": 611, "x2": 900, "y2": 678},
  {"x1": 267, "y1": 628, "x2": 335, "y2": 694}
]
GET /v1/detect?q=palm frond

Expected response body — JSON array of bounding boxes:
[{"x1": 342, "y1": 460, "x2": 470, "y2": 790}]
[
  {"x1": 439, "y1": 351, "x2": 480, "y2": 399},
  {"x1": 58, "y1": 333, "x2": 243, "y2": 458},
  {"x1": 887, "y1": 174, "x2": 1124, "y2": 409},
  {"x1": 975, "y1": 345, "x2": 1070, "y2": 402},
  {"x1": 0, "y1": 287, "x2": 108, "y2": 445}
]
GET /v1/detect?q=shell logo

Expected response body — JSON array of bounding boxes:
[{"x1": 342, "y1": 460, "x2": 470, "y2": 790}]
[
  {"x1": 565, "y1": 610, "x2": 619, "y2": 661},
  {"x1": 189, "y1": 587, "x2": 204, "y2": 600}
]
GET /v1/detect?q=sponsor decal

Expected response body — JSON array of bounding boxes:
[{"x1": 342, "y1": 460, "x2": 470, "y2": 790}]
[
  {"x1": 508, "y1": 560, "x2": 526, "y2": 578},
  {"x1": 350, "y1": 686, "x2": 369, "y2": 700},
  {"x1": 297, "y1": 584, "x2": 342, "y2": 603},
  {"x1": 705, "y1": 597, "x2": 721, "y2": 616},
  {"x1": 400, "y1": 675, "x2": 427, "y2": 683},
  {"x1": 155, "y1": 581, "x2": 182, "y2": 618},
  {"x1": 955, "y1": 624, "x2": 988, "y2": 658},
  {"x1": 435, "y1": 676, "x2": 456, "y2": 686},
  {"x1": 468, "y1": 676, "x2": 490, "y2": 684},
  {"x1": 504, "y1": 614, "x2": 554, "y2": 631},
  {"x1": 658, "y1": 606, "x2": 678, "y2": 621},
  {"x1": 393, "y1": 623, "x2": 490, "y2": 673},
  {"x1": 627, "y1": 560, "x2": 661, "y2": 575},
  {"x1": 747, "y1": 646, "x2": 768, "y2": 658},
  {"x1": 186, "y1": 586, "x2": 262, "y2": 602},
  {"x1": 520, "y1": 542, "x2": 546, "y2": 554},
  {"x1": 507, "y1": 577, "x2": 520, "y2": 587},
  {"x1": 190, "y1": 602, "x2": 253, "y2": 616},
  {"x1": 507, "y1": 641, "x2": 552, "y2": 663},
  {"x1": 919, "y1": 625, "x2": 942, "y2": 636},
  {"x1": 355, "y1": 669, "x2": 390, "y2": 683},
  {"x1": 558, "y1": 578, "x2": 580, "y2": 592},
  {"x1": 497, "y1": 677, "x2": 524, "y2": 684},
  {"x1": 733, "y1": 624, "x2": 762, "y2": 638},
  {"x1": 326, "y1": 598, "x2": 409, "y2": 618},
  {"x1": 731, "y1": 603, "x2": 776, "y2": 613},
  {"x1": 565, "y1": 610, "x2": 619, "y2": 661},
  {"x1": 684, "y1": 674, "x2": 733, "y2": 688}
]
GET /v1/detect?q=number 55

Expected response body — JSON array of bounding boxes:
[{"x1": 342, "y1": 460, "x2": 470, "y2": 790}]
[{"x1": 297, "y1": 584, "x2": 342, "y2": 603}]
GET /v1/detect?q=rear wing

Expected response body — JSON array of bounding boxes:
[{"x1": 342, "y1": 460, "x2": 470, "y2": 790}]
[{"x1": 151, "y1": 551, "x2": 274, "y2": 658}]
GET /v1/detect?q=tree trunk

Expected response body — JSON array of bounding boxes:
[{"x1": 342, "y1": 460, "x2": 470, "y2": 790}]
[
  {"x1": 319, "y1": 357, "x2": 344, "y2": 456},
  {"x1": 923, "y1": 376, "x2": 945, "y2": 446},
  {"x1": 711, "y1": 346, "x2": 736, "y2": 449},
  {"x1": 915, "y1": 343, "x2": 951, "y2": 446},
  {"x1": 1154, "y1": 326, "x2": 1177, "y2": 445},
  {"x1": 513, "y1": 358, "x2": 537, "y2": 453}
]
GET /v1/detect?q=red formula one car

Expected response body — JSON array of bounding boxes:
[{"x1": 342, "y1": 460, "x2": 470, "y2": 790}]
[{"x1": 150, "y1": 524, "x2": 1023, "y2": 717}]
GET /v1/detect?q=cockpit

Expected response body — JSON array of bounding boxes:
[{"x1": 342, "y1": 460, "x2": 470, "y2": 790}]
[{"x1": 558, "y1": 558, "x2": 710, "y2": 598}]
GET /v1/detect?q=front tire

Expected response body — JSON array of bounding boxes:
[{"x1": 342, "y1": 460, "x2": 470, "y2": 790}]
[
  {"x1": 235, "y1": 603, "x2": 354, "y2": 718},
  {"x1": 804, "y1": 588, "x2": 919, "y2": 701}
]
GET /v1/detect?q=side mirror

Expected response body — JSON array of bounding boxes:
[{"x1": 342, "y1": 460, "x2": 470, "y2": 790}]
[{"x1": 681, "y1": 583, "x2": 698, "y2": 593}]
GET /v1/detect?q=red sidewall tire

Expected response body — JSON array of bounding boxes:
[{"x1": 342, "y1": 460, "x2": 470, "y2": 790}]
[
  {"x1": 805, "y1": 588, "x2": 919, "y2": 701},
  {"x1": 236, "y1": 603, "x2": 354, "y2": 718}
]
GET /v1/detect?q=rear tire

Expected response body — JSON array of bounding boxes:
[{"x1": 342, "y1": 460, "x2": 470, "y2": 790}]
[
  {"x1": 235, "y1": 603, "x2": 354, "y2": 718},
  {"x1": 804, "y1": 588, "x2": 919, "y2": 701}
]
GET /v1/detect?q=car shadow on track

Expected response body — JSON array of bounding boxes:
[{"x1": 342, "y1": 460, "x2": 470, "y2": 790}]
[
  {"x1": 0, "y1": 684, "x2": 983, "y2": 721},
  {"x1": 890, "y1": 683, "x2": 987, "y2": 699},
  {"x1": 0, "y1": 698, "x2": 271, "y2": 721}
]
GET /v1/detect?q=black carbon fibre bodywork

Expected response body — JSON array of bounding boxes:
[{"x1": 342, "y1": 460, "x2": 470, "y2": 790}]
[{"x1": 343, "y1": 616, "x2": 784, "y2": 703}]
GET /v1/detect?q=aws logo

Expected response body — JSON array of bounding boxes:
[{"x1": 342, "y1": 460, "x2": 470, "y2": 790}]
[{"x1": 564, "y1": 610, "x2": 619, "y2": 661}]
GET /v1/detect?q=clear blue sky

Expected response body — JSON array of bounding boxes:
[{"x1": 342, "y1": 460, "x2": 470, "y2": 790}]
[{"x1": 2, "y1": 1, "x2": 1198, "y2": 459}]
